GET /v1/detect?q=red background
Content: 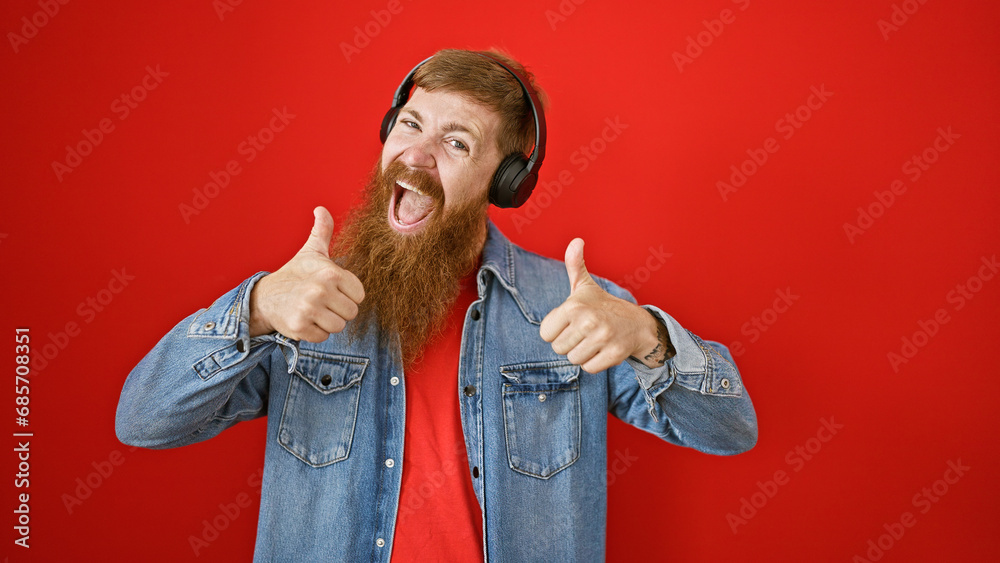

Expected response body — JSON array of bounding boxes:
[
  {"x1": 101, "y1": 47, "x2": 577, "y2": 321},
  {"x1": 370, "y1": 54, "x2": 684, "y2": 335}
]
[{"x1": 2, "y1": 0, "x2": 998, "y2": 561}]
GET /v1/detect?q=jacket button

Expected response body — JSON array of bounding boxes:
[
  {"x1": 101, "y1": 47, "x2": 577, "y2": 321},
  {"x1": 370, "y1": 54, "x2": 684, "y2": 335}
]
[
  {"x1": 375, "y1": 538, "x2": 385, "y2": 547},
  {"x1": 721, "y1": 378, "x2": 731, "y2": 389},
  {"x1": 320, "y1": 374, "x2": 332, "y2": 386},
  {"x1": 470, "y1": 309, "x2": 481, "y2": 321},
  {"x1": 203, "y1": 322, "x2": 215, "y2": 331},
  {"x1": 385, "y1": 458, "x2": 395, "y2": 468},
  {"x1": 538, "y1": 393, "x2": 546, "y2": 402},
  {"x1": 463, "y1": 385, "x2": 476, "y2": 396},
  {"x1": 390, "y1": 376, "x2": 400, "y2": 386},
  {"x1": 236, "y1": 340, "x2": 245, "y2": 353},
  {"x1": 472, "y1": 466, "x2": 479, "y2": 478}
]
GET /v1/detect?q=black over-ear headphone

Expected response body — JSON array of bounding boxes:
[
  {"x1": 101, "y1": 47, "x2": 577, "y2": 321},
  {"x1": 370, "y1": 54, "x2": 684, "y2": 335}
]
[{"x1": 379, "y1": 53, "x2": 546, "y2": 209}]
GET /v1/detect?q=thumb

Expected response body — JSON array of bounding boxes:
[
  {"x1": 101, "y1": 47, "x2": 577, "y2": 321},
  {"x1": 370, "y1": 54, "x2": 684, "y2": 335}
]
[
  {"x1": 300, "y1": 206, "x2": 334, "y2": 257},
  {"x1": 565, "y1": 237, "x2": 595, "y2": 293}
]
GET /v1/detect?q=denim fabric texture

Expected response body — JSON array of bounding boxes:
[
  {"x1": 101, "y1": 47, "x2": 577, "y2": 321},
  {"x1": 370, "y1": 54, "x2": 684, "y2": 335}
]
[{"x1": 116, "y1": 221, "x2": 757, "y2": 562}]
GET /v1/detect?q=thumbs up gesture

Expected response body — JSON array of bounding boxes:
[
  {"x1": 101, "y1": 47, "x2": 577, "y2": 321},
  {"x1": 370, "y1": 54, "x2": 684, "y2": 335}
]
[
  {"x1": 249, "y1": 207, "x2": 365, "y2": 342},
  {"x1": 539, "y1": 238, "x2": 663, "y2": 373}
]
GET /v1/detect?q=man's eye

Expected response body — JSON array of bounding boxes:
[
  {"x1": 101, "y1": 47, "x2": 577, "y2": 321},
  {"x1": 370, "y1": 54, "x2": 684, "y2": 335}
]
[
  {"x1": 402, "y1": 120, "x2": 420, "y2": 130},
  {"x1": 450, "y1": 139, "x2": 469, "y2": 151}
]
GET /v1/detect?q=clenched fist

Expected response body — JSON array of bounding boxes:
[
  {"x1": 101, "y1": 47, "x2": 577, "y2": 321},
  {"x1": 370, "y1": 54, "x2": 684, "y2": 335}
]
[
  {"x1": 249, "y1": 206, "x2": 365, "y2": 342},
  {"x1": 540, "y1": 238, "x2": 670, "y2": 373}
]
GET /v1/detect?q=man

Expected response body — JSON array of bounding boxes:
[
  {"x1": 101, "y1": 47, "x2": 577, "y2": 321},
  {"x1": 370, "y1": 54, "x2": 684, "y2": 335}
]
[{"x1": 116, "y1": 49, "x2": 757, "y2": 561}]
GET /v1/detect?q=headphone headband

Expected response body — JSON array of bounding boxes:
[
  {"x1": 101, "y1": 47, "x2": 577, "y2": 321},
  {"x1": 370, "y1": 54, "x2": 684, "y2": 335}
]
[{"x1": 473, "y1": 52, "x2": 546, "y2": 174}]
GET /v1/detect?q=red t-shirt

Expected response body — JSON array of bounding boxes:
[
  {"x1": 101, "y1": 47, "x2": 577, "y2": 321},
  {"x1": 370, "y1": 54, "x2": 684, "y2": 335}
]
[{"x1": 391, "y1": 273, "x2": 484, "y2": 562}]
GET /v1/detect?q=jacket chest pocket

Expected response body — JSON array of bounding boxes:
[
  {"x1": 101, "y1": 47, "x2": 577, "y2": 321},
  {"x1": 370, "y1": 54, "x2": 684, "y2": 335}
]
[
  {"x1": 500, "y1": 361, "x2": 582, "y2": 479},
  {"x1": 278, "y1": 352, "x2": 368, "y2": 468}
]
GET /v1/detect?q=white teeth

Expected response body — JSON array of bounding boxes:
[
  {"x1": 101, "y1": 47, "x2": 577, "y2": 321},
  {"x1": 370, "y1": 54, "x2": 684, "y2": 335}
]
[{"x1": 397, "y1": 180, "x2": 426, "y2": 196}]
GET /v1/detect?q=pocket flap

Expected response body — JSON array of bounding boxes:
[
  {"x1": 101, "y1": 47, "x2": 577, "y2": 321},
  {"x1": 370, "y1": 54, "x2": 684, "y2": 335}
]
[
  {"x1": 293, "y1": 352, "x2": 367, "y2": 394},
  {"x1": 500, "y1": 360, "x2": 580, "y2": 386}
]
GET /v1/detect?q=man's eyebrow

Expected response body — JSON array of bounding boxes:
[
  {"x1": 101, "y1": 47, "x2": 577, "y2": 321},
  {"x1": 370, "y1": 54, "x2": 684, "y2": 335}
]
[
  {"x1": 400, "y1": 108, "x2": 482, "y2": 147},
  {"x1": 400, "y1": 108, "x2": 422, "y2": 122},
  {"x1": 441, "y1": 121, "x2": 482, "y2": 146}
]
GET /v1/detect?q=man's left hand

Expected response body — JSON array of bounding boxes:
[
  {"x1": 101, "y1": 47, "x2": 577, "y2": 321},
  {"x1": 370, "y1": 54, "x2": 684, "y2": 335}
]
[{"x1": 540, "y1": 238, "x2": 670, "y2": 373}]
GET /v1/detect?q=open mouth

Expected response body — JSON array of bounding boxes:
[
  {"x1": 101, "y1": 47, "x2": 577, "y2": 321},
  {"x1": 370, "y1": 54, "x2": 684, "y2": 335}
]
[{"x1": 388, "y1": 179, "x2": 436, "y2": 233}]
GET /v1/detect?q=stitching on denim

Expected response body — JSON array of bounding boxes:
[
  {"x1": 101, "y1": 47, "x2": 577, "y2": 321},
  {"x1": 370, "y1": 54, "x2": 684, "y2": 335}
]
[
  {"x1": 501, "y1": 379, "x2": 582, "y2": 479},
  {"x1": 277, "y1": 357, "x2": 364, "y2": 468}
]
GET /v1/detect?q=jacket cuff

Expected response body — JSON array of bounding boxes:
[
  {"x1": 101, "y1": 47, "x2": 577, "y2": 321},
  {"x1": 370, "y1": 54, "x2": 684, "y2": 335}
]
[
  {"x1": 626, "y1": 306, "x2": 743, "y2": 421},
  {"x1": 626, "y1": 306, "x2": 704, "y2": 380},
  {"x1": 186, "y1": 272, "x2": 301, "y2": 379}
]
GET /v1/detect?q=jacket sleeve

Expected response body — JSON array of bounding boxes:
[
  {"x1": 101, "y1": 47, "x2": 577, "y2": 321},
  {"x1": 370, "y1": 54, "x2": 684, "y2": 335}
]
[
  {"x1": 600, "y1": 279, "x2": 758, "y2": 455},
  {"x1": 115, "y1": 272, "x2": 301, "y2": 449}
]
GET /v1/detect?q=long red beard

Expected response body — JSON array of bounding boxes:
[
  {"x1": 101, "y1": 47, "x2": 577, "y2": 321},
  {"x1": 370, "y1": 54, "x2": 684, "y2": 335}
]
[{"x1": 332, "y1": 160, "x2": 488, "y2": 366}]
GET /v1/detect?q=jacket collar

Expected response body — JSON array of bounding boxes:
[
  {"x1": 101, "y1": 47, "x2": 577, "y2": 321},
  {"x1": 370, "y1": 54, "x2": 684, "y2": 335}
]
[
  {"x1": 478, "y1": 220, "x2": 566, "y2": 325},
  {"x1": 479, "y1": 220, "x2": 517, "y2": 290}
]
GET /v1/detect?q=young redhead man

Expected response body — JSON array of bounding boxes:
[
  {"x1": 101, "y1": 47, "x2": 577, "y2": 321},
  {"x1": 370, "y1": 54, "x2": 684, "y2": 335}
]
[{"x1": 116, "y1": 49, "x2": 757, "y2": 562}]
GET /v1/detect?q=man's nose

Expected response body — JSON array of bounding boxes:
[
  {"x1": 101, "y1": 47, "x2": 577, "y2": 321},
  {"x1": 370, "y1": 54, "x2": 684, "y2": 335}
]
[{"x1": 398, "y1": 136, "x2": 436, "y2": 169}]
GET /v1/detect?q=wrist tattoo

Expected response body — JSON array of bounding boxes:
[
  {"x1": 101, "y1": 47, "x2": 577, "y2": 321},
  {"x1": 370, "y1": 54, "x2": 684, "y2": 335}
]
[{"x1": 643, "y1": 319, "x2": 675, "y2": 367}]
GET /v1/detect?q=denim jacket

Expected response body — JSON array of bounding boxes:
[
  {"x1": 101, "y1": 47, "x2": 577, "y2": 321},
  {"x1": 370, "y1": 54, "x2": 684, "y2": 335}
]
[{"x1": 115, "y1": 221, "x2": 757, "y2": 562}]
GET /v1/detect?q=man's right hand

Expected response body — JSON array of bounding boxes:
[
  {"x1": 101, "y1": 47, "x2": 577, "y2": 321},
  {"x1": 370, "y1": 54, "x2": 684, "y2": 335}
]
[{"x1": 248, "y1": 206, "x2": 365, "y2": 342}]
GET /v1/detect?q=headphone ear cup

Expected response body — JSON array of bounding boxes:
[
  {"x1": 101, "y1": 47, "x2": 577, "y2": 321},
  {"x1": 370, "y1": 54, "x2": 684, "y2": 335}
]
[
  {"x1": 489, "y1": 154, "x2": 531, "y2": 208},
  {"x1": 511, "y1": 170, "x2": 537, "y2": 208},
  {"x1": 380, "y1": 108, "x2": 400, "y2": 144}
]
